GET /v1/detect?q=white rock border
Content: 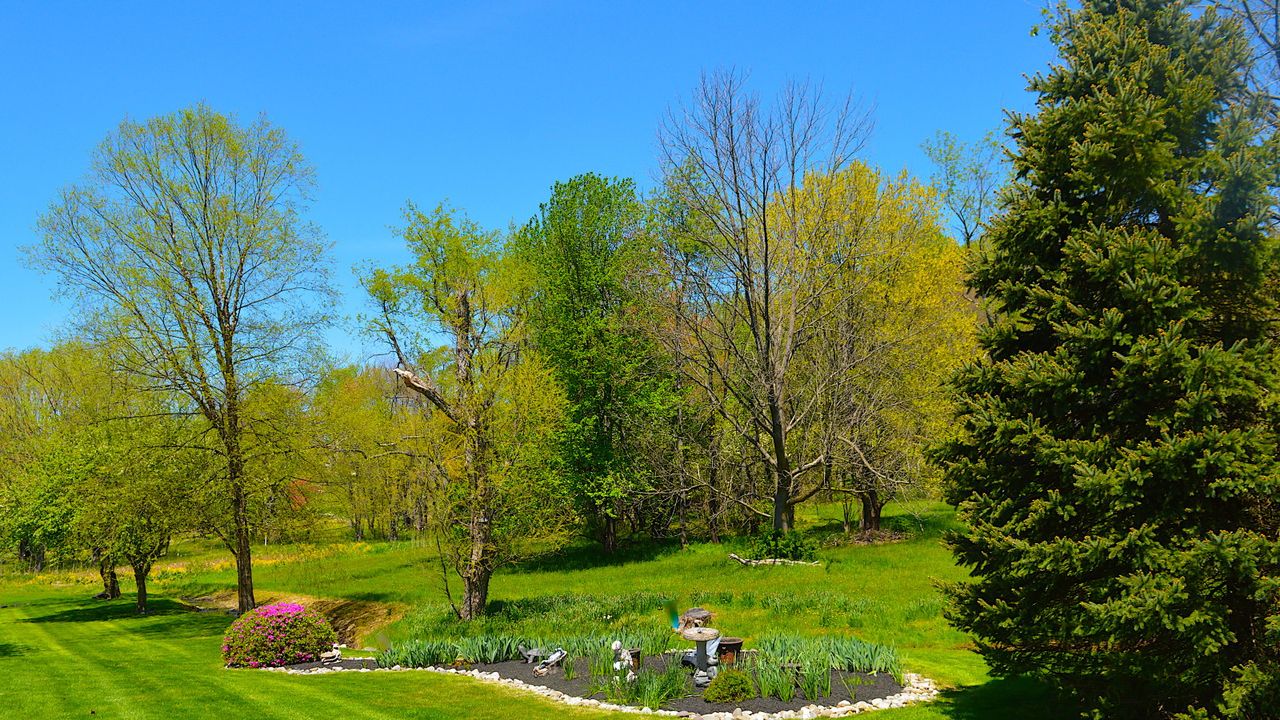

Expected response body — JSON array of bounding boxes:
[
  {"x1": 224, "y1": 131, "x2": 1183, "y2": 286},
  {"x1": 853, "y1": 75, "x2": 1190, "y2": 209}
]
[{"x1": 263, "y1": 663, "x2": 939, "y2": 719}]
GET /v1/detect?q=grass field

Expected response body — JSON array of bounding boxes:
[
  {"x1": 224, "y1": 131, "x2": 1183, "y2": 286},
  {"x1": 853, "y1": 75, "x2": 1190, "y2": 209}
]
[{"x1": 0, "y1": 503, "x2": 1077, "y2": 719}]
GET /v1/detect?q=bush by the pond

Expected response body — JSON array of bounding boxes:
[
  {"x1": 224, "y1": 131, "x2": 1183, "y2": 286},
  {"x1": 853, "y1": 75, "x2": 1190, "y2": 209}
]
[
  {"x1": 703, "y1": 668, "x2": 757, "y2": 703},
  {"x1": 222, "y1": 602, "x2": 337, "y2": 668},
  {"x1": 749, "y1": 530, "x2": 816, "y2": 561}
]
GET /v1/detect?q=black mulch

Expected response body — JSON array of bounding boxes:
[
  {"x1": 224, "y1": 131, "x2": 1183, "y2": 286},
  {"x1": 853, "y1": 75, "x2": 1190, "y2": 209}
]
[
  {"x1": 286, "y1": 657, "x2": 380, "y2": 671},
  {"x1": 465, "y1": 654, "x2": 902, "y2": 714}
]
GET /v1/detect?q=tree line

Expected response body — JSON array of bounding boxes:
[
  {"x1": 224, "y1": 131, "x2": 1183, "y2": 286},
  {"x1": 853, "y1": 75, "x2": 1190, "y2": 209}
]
[
  {"x1": 10, "y1": 1, "x2": 1280, "y2": 716},
  {"x1": 1, "y1": 73, "x2": 976, "y2": 620}
]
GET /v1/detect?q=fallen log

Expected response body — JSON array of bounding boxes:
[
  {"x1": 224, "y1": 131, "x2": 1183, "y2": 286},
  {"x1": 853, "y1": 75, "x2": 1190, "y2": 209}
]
[{"x1": 728, "y1": 553, "x2": 821, "y2": 567}]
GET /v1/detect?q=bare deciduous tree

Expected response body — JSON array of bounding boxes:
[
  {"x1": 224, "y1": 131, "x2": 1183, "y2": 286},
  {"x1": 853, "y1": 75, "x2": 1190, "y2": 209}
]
[{"x1": 659, "y1": 71, "x2": 872, "y2": 531}]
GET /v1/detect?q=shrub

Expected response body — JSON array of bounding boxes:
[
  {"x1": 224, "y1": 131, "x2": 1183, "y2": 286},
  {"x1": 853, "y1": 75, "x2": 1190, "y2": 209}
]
[
  {"x1": 222, "y1": 602, "x2": 338, "y2": 668},
  {"x1": 748, "y1": 530, "x2": 816, "y2": 561},
  {"x1": 703, "y1": 668, "x2": 756, "y2": 704}
]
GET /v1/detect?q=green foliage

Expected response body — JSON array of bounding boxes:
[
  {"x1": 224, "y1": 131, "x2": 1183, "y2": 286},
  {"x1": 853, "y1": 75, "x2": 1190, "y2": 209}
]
[
  {"x1": 921, "y1": 129, "x2": 1007, "y2": 245},
  {"x1": 628, "y1": 661, "x2": 691, "y2": 709},
  {"x1": 378, "y1": 629, "x2": 676, "y2": 670},
  {"x1": 513, "y1": 173, "x2": 675, "y2": 549},
  {"x1": 936, "y1": 1, "x2": 1280, "y2": 717},
  {"x1": 377, "y1": 638, "x2": 456, "y2": 667},
  {"x1": 748, "y1": 530, "x2": 816, "y2": 561},
  {"x1": 748, "y1": 654, "x2": 796, "y2": 703},
  {"x1": 702, "y1": 668, "x2": 756, "y2": 704},
  {"x1": 797, "y1": 655, "x2": 832, "y2": 700}
]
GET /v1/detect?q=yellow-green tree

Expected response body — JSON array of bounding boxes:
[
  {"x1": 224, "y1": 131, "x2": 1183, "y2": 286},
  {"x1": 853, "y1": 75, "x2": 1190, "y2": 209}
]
[
  {"x1": 800, "y1": 168, "x2": 975, "y2": 529},
  {"x1": 27, "y1": 104, "x2": 333, "y2": 613},
  {"x1": 365, "y1": 203, "x2": 571, "y2": 619}
]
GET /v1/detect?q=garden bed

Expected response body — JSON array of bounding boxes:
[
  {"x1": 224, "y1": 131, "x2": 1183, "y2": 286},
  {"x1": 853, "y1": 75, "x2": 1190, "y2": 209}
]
[
  {"x1": 284, "y1": 657, "x2": 380, "y2": 672},
  {"x1": 465, "y1": 653, "x2": 903, "y2": 714}
]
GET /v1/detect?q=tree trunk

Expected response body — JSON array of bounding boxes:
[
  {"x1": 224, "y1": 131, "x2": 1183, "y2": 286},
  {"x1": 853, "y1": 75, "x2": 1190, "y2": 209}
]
[
  {"x1": 772, "y1": 484, "x2": 792, "y2": 532},
  {"x1": 768, "y1": 404, "x2": 794, "y2": 532},
  {"x1": 859, "y1": 491, "x2": 883, "y2": 532},
  {"x1": 460, "y1": 471, "x2": 493, "y2": 620},
  {"x1": 132, "y1": 563, "x2": 150, "y2": 614},
  {"x1": 678, "y1": 496, "x2": 689, "y2": 550},
  {"x1": 224, "y1": 368, "x2": 255, "y2": 615},
  {"x1": 232, "y1": 476, "x2": 256, "y2": 614},
  {"x1": 94, "y1": 548, "x2": 121, "y2": 599},
  {"x1": 707, "y1": 438, "x2": 721, "y2": 543},
  {"x1": 461, "y1": 567, "x2": 491, "y2": 620},
  {"x1": 601, "y1": 510, "x2": 619, "y2": 553}
]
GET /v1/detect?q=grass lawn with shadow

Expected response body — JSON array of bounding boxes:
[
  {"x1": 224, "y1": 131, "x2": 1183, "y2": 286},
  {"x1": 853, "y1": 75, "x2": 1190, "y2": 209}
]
[{"x1": 1, "y1": 502, "x2": 1080, "y2": 720}]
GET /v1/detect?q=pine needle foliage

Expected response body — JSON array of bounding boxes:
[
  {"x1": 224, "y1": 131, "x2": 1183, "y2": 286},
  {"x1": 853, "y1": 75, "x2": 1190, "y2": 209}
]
[{"x1": 936, "y1": 1, "x2": 1280, "y2": 717}]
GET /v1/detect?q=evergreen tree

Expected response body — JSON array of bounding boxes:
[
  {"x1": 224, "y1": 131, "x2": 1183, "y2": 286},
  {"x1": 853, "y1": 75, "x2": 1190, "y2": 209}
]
[{"x1": 938, "y1": 1, "x2": 1280, "y2": 716}]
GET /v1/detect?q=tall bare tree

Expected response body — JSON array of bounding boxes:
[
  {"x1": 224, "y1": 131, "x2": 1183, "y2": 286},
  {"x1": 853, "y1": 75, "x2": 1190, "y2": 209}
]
[
  {"x1": 658, "y1": 71, "x2": 872, "y2": 531},
  {"x1": 1221, "y1": 1, "x2": 1280, "y2": 106},
  {"x1": 28, "y1": 104, "x2": 333, "y2": 613}
]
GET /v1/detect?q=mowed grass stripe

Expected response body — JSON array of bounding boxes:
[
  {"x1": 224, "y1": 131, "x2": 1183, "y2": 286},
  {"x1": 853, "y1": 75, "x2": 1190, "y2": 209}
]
[
  {"x1": 0, "y1": 588, "x2": 619, "y2": 719},
  {"x1": 0, "y1": 599, "x2": 87, "y2": 718}
]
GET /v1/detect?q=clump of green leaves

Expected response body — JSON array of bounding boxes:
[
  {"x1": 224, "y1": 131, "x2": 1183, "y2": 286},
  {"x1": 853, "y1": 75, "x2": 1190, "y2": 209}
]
[
  {"x1": 629, "y1": 660, "x2": 691, "y2": 709},
  {"x1": 797, "y1": 648, "x2": 832, "y2": 700},
  {"x1": 703, "y1": 668, "x2": 756, "y2": 704},
  {"x1": 744, "y1": 653, "x2": 796, "y2": 702},
  {"x1": 748, "y1": 530, "x2": 816, "y2": 561}
]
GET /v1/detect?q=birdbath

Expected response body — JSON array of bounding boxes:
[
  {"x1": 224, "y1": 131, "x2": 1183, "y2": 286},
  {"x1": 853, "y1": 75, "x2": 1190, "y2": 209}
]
[{"x1": 681, "y1": 626, "x2": 721, "y2": 671}]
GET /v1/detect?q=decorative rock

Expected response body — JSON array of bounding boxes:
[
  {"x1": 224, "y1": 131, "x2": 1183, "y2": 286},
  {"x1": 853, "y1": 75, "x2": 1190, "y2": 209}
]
[{"x1": 679, "y1": 607, "x2": 713, "y2": 629}]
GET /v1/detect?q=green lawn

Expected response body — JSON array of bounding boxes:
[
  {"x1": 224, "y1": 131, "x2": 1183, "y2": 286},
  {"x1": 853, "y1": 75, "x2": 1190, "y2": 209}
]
[{"x1": 0, "y1": 503, "x2": 1077, "y2": 719}]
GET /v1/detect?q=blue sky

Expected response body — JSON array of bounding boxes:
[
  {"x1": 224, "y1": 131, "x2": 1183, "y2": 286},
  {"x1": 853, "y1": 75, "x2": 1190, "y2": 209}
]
[{"x1": 0, "y1": 1, "x2": 1055, "y2": 361}]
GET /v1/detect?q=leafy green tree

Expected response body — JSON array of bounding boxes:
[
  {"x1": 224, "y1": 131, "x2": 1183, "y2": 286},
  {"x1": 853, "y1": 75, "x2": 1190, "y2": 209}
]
[
  {"x1": 28, "y1": 104, "x2": 333, "y2": 613},
  {"x1": 937, "y1": 2, "x2": 1280, "y2": 716},
  {"x1": 0, "y1": 342, "x2": 195, "y2": 612},
  {"x1": 311, "y1": 364, "x2": 433, "y2": 540},
  {"x1": 76, "y1": 411, "x2": 197, "y2": 614},
  {"x1": 921, "y1": 129, "x2": 1008, "y2": 245},
  {"x1": 514, "y1": 173, "x2": 673, "y2": 552},
  {"x1": 365, "y1": 203, "x2": 572, "y2": 619},
  {"x1": 0, "y1": 344, "x2": 108, "y2": 573}
]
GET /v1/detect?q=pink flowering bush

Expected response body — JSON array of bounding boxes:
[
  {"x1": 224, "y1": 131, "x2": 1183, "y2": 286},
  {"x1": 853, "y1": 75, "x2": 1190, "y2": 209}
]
[{"x1": 221, "y1": 602, "x2": 338, "y2": 668}]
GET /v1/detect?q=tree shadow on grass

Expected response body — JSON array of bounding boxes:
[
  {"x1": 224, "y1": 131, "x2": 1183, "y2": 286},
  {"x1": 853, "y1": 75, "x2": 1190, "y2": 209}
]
[
  {"x1": 20, "y1": 598, "x2": 194, "y2": 624},
  {"x1": 933, "y1": 677, "x2": 1078, "y2": 720},
  {"x1": 0, "y1": 642, "x2": 35, "y2": 658},
  {"x1": 506, "y1": 538, "x2": 681, "y2": 575},
  {"x1": 19, "y1": 597, "x2": 235, "y2": 640}
]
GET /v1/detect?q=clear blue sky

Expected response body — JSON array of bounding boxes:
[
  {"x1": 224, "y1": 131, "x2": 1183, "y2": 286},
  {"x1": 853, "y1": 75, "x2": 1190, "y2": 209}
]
[{"x1": 0, "y1": 1, "x2": 1055, "y2": 361}]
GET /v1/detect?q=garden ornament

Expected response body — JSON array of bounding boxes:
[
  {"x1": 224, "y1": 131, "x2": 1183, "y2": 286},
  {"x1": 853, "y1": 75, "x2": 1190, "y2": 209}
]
[{"x1": 531, "y1": 647, "x2": 566, "y2": 677}]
